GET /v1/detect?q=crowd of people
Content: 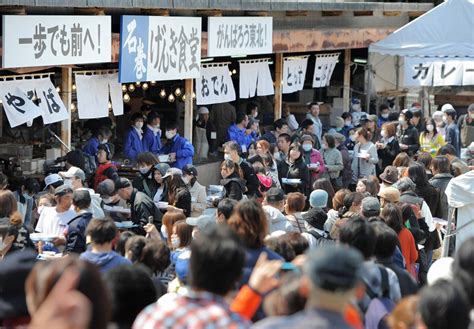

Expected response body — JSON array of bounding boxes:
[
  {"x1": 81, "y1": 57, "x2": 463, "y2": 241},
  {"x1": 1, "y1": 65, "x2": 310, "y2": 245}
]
[{"x1": 0, "y1": 101, "x2": 474, "y2": 329}]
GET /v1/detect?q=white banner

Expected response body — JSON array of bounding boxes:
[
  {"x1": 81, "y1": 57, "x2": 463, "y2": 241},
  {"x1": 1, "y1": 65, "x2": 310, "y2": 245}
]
[
  {"x1": 2, "y1": 15, "x2": 111, "y2": 68},
  {"x1": 196, "y1": 65, "x2": 236, "y2": 105},
  {"x1": 404, "y1": 58, "x2": 474, "y2": 87},
  {"x1": 283, "y1": 57, "x2": 308, "y2": 94},
  {"x1": 239, "y1": 61, "x2": 274, "y2": 99},
  {"x1": 75, "y1": 75, "x2": 109, "y2": 119},
  {"x1": 207, "y1": 17, "x2": 272, "y2": 57},
  {"x1": 0, "y1": 81, "x2": 43, "y2": 127},
  {"x1": 463, "y1": 61, "x2": 474, "y2": 86},
  {"x1": 312, "y1": 54, "x2": 339, "y2": 88},
  {"x1": 107, "y1": 73, "x2": 124, "y2": 116},
  {"x1": 404, "y1": 58, "x2": 435, "y2": 87},
  {"x1": 119, "y1": 16, "x2": 201, "y2": 83},
  {"x1": 30, "y1": 78, "x2": 69, "y2": 124}
]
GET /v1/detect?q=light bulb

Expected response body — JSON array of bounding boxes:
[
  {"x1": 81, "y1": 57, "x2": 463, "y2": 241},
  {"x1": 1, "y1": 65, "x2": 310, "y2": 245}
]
[
  {"x1": 123, "y1": 93, "x2": 131, "y2": 103},
  {"x1": 168, "y1": 94, "x2": 175, "y2": 102},
  {"x1": 229, "y1": 71, "x2": 232, "y2": 76},
  {"x1": 192, "y1": 92, "x2": 196, "y2": 99},
  {"x1": 135, "y1": 81, "x2": 141, "y2": 87},
  {"x1": 182, "y1": 95, "x2": 186, "y2": 101},
  {"x1": 56, "y1": 86, "x2": 61, "y2": 93},
  {"x1": 128, "y1": 84, "x2": 135, "y2": 92},
  {"x1": 72, "y1": 84, "x2": 76, "y2": 91},
  {"x1": 108, "y1": 101, "x2": 112, "y2": 109},
  {"x1": 71, "y1": 103, "x2": 76, "y2": 111},
  {"x1": 150, "y1": 81, "x2": 157, "y2": 85},
  {"x1": 121, "y1": 85, "x2": 127, "y2": 92},
  {"x1": 174, "y1": 87, "x2": 182, "y2": 96},
  {"x1": 142, "y1": 83, "x2": 149, "y2": 90},
  {"x1": 232, "y1": 69, "x2": 237, "y2": 75},
  {"x1": 159, "y1": 89, "x2": 166, "y2": 98}
]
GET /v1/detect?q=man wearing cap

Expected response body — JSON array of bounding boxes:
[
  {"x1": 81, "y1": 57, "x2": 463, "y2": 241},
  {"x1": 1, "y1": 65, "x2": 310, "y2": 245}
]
[
  {"x1": 186, "y1": 215, "x2": 216, "y2": 239},
  {"x1": 361, "y1": 196, "x2": 381, "y2": 218},
  {"x1": 196, "y1": 107, "x2": 217, "y2": 155},
  {"x1": 142, "y1": 110, "x2": 162, "y2": 155},
  {"x1": 96, "y1": 179, "x2": 130, "y2": 222},
  {"x1": 35, "y1": 185, "x2": 76, "y2": 247},
  {"x1": 397, "y1": 110, "x2": 420, "y2": 156},
  {"x1": 378, "y1": 187, "x2": 400, "y2": 208},
  {"x1": 43, "y1": 173, "x2": 64, "y2": 194},
  {"x1": 117, "y1": 178, "x2": 162, "y2": 234},
  {"x1": 59, "y1": 166, "x2": 104, "y2": 220},
  {"x1": 93, "y1": 144, "x2": 119, "y2": 190},
  {"x1": 302, "y1": 190, "x2": 333, "y2": 248},
  {"x1": 64, "y1": 190, "x2": 93, "y2": 254},
  {"x1": 260, "y1": 119, "x2": 289, "y2": 146},
  {"x1": 124, "y1": 113, "x2": 146, "y2": 161},
  {"x1": 379, "y1": 165, "x2": 398, "y2": 192},
  {"x1": 254, "y1": 245, "x2": 364, "y2": 329},
  {"x1": 160, "y1": 121, "x2": 194, "y2": 170},
  {"x1": 262, "y1": 188, "x2": 293, "y2": 234}
]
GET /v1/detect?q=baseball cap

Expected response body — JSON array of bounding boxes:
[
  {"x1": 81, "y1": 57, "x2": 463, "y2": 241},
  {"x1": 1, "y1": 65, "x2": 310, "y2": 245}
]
[
  {"x1": 309, "y1": 189, "x2": 328, "y2": 208},
  {"x1": 379, "y1": 166, "x2": 398, "y2": 185},
  {"x1": 116, "y1": 177, "x2": 132, "y2": 189},
  {"x1": 361, "y1": 197, "x2": 381, "y2": 216},
  {"x1": 59, "y1": 166, "x2": 86, "y2": 182},
  {"x1": 182, "y1": 164, "x2": 198, "y2": 177},
  {"x1": 305, "y1": 245, "x2": 363, "y2": 292},
  {"x1": 44, "y1": 173, "x2": 63, "y2": 189},
  {"x1": 266, "y1": 188, "x2": 285, "y2": 203},
  {"x1": 186, "y1": 215, "x2": 216, "y2": 232},
  {"x1": 378, "y1": 187, "x2": 400, "y2": 203},
  {"x1": 334, "y1": 117, "x2": 345, "y2": 129},
  {"x1": 161, "y1": 168, "x2": 183, "y2": 180},
  {"x1": 154, "y1": 163, "x2": 171, "y2": 176},
  {"x1": 197, "y1": 107, "x2": 209, "y2": 115},
  {"x1": 368, "y1": 115, "x2": 378, "y2": 123},
  {"x1": 441, "y1": 103, "x2": 455, "y2": 112},
  {"x1": 96, "y1": 179, "x2": 117, "y2": 197},
  {"x1": 54, "y1": 185, "x2": 73, "y2": 197}
]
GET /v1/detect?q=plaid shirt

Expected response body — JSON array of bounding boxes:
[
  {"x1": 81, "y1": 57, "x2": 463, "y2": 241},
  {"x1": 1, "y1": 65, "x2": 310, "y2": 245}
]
[{"x1": 133, "y1": 290, "x2": 250, "y2": 329}]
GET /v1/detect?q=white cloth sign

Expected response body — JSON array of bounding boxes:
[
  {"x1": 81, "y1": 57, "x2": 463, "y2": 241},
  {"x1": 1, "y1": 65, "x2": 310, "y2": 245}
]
[
  {"x1": 239, "y1": 61, "x2": 274, "y2": 99},
  {"x1": 404, "y1": 58, "x2": 474, "y2": 87},
  {"x1": 31, "y1": 78, "x2": 69, "y2": 124},
  {"x1": 283, "y1": 57, "x2": 308, "y2": 94},
  {"x1": 196, "y1": 65, "x2": 236, "y2": 105},
  {"x1": 75, "y1": 74, "x2": 109, "y2": 119},
  {"x1": 2, "y1": 16, "x2": 111, "y2": 68},
  {"x1": 0, "y1": 81, "x2": 43, "y2": 127},
  {"x1": 312, "y1": 54, "x2": 339, "y2": 88},
  {"x1": 207, "y1": 17, "x2": 273, "y2": 57},
  {"x1": 107, "y1": 73, "x2": 124, "y2": 116}
]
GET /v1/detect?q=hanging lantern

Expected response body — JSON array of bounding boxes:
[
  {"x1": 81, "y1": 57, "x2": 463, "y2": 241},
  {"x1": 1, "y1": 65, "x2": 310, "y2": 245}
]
[
  {"x1": 121, "y1": 84, "x2": 127, "y2": 92},
  {"x1": 174, "y1": 87, "x2": 182, "y2": 96},
  {"x1": 123, "y1": 93, "x2": 131, "y2": 103},
  {"x1": 142, "y1": 82, "x2": 149, "y2": 90},
  {"x1": 159, "y1": 89, "x2": 167, "y2": 98},
  {"x1": 168, "y1": 94, "x2": 175, "y2": 103},
  {"x1": 128, "y1": 84, "x2": 135, "y2": 92}
]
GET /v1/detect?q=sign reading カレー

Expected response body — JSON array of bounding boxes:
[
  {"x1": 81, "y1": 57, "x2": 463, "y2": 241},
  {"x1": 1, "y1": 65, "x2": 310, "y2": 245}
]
[
  {"x1": 2, "y1": 15, "x2": 111, "y2": 68},
  {"x1": 207, "y1": 17, "x2": 272, "y2": 57}
]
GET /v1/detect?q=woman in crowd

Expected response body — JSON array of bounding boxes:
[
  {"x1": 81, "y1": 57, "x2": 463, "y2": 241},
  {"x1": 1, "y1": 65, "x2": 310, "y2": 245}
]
[
  {"x1": 161, "y1": 211, "x2": 186, "y2": 244},
  {"x1": 416, "y1": 152, "x2": 434, "y2": 180},
  {"x1": 381, "y1": 203, "x2": 418, "y2": 277},
  {"x1": 376, "y1": 122, "x2": 400, "y2": 170},
  {"x1": 325, "y1": 188, "x2": 350, "y2": 233},
  {"x1": 169, "y1": 220, "x2": 193, "y2": 264},
  {"x1": 330, "y1": 192, "x2": 364, "y2": 239},
  {"x1": 392, "y1": 152, "x2": 411, "y2": 177},
  {"x1": 313, "y1": 178, "x2": 335, "y2": 210},
  {"x1": 260, "y1": 153, "x2": 281, "y2": 188},
  {"x1": 220, "y1": 159, "x2": 246, "y2": 201},
  {"x1": 300, "y1": 135, "x2": 325, "y2": 184},
  {"x1": 334, "y1": 133, "x2": 352, "y2": 189},
  {"x1": 419, "y1": 118, "x2": 445, "y2": 157},
  {"x1": 278, "y1": 142, "x2": 310, "y2": 196},
  {"x1": 182, "y1": 164, "x2": 207, "y2": 217},
  {"x1": 152, "y1": 163, "x2": 170, "y2": 203},
  {"x1": 351, "y1": 128, "x2": 378, "y2": 189},
  {"x1": 247, "y1": 141, "x2": 258, "y2": 158},
  {"x1": 132, "y1": 152, "x2": 159, "y2": 199},
  {"x1": 367, "y1": 115, "x2": 381, "y2": 143},
  {"x1": 284, "y1": 192, "x2": 306, "y2": 233},
  {"x1": 320, "y1": 134, "x2": 343, "y2": 191},
  {"x1": 162, "y1": 170, "x2": 192, "y2": 217},
  {"x1": 408, "y1": 163, "x2": 441, "y2": 218}
]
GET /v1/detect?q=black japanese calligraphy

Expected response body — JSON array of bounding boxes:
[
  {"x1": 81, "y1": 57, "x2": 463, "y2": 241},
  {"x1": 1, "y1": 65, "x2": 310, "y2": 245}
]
[
  {"x1": 440, "y1": 64, "x2": 456, "y2": 79},
  {"x1": 216, "y1": 23, "x2": 268, "y2": 50},
  {"x1": 5, "y1": 93, "x2": 26, "y2": 114},
  {"x1": 43, "y1": 88, "x2": 61, "y2": 114},
  {"x1": 413, "y1": 63, "x2": 430, "y2": 80}
]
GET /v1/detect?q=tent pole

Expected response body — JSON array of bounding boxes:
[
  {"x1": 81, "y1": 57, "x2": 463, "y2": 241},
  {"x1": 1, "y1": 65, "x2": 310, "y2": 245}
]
[
  {"x1": 365, "y1": 53, "x2": 372, "y2": 113},
  {"x1": 60, "y1": 67, "x2": 72, "y2": 155},
  {"x1": 274, "y1": 53, "x2": 283, "y2": 120},
  {"x1": 395, "y1": 55, "x2": 400, "y2": 112}
]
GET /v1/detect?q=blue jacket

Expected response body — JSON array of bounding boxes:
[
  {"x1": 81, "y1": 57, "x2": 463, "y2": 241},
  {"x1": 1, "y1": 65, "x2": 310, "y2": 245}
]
[
  {"x1": 160, "y1": 134, "x2": 194, "y2": 169},
  {"x1": 80, "y1": 250, "x2": 131, "y2": 273},
  {"x1": 83, "y1": 137, "x2": 100, "y2": 156},
  {"x1": 142, "y1": 126, "x2": 162, "y2": 154},
  {"x1": 123, "y1": 127, "x2": 144, "y2": 160},
  {"x1": 65, "y1": 212, "x2": 92, "y2": 254},
  {"x1": 227, "y1": 124, "x2": 254, "y2": 150},
  {"x1": 378, "y1": 116, "x2": 389, "y2": 128}
]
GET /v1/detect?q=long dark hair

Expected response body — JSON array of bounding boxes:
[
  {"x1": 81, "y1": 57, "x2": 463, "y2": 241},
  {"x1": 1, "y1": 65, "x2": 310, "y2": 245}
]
[
  {"x1": 221, "y1": 159, "x2": 243, "y2": 179},
  {"x1": 166, "y1": 174, "x2": 188, "y2": 205},
  {"x1": 288, "y1": 142, "x2": 304, "y2": 162},
  {"x1": 408, "y1": 163, "x2": 429, "y2": 188},
  {"x1": 423, "y1": 118, "x2": 438, "y2": 136}
]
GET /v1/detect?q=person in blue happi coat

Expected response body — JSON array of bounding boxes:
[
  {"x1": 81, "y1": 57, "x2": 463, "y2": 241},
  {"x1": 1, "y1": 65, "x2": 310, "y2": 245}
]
[
  {"x1": 226, "y1": 111, "x2": 254, "y2": 154},
  {"x1": 83, "y1": 127, "x2": 112, "y2": 157},
  {"x1": 160, "y1": 122, "x2": 194, "y2": 170},
  {"x1": 142, "y1": 110, "x2": 162, "y2": 154},
  {"x1": 123, "y1": 113, "x2": 145, "y2": 161}
]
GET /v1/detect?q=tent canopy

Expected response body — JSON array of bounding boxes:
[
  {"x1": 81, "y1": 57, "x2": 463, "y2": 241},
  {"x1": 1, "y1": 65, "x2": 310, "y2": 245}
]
[{"x1": 369, "y1": 0, "x2": 474, "y2": 57}]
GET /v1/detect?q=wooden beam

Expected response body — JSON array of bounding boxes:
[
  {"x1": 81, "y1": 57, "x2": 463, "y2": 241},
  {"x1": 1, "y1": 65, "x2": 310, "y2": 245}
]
[
  {"x1": 141, "y1": 8, "x2": 170, "y2": 16},
  {"x1": 74, "y1": 7, "x2": 106, "y2": 15},
  {"x1": 0, "y1": 6, "x2": 26, "y2": 14},
  {"x1": 343, "y1": 49, "x2": 351, "y2": 113},
  {"x1": 383, "y1": 11, "x2": 401, "y2": 16},
  {"x1": 322, "y1": 11, "x2": 343, "y2": 17},
  {"x1": 60, "y1": 67, "x2": 72, "y2": 154},
  {"x1": 354, "y1": 11, "x2": 373, "y2": 16},
  {"x1": 274, "y1": 53, "x2": 283, "y2": 120},
  {"x1": 407, "y1": 11, "x2": 425, "y2": 17},
  {"x1": 286, "y1": 11, "x2": 308, "y2": 17},
  {"x1": 197, "y1": 9, "x2": 222, "y2": 16},
  {"x1": 184, "y1": 79, "x2": 193, "y2": 143}
]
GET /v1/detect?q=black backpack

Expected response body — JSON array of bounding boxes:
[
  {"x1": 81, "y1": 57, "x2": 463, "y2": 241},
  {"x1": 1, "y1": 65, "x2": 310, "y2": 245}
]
[{"x1": 307, "y1": 229, "x2": 335, "y2": 247}]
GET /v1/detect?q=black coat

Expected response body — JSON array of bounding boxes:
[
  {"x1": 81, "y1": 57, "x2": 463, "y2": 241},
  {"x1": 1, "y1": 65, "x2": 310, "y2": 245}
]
[
  {"x1": 170, "y1": 186, "x2": 192, "y2": 217},
  {"x1": 278, "y1": 158, "x2": 310, "y2": 196},
  {"x1": 130, "y1": 189, "x2": 163, "y2": 234},
  {"x1": 415, "y1": 184, "x2": 441, "y2": 219},
  {"x1": 429, "y1": 173, "x2": 453, "y2": 220},
  {"x1": 239, "y1": 159, "x2": 259, "y2": 198},
  {"x1": 376, "y1": 257, "x2": 418, "y2": 297},
  {"x1": 133, "y1": 170, "x2": 159, "y2": 199},
  {"x1": 398, "y1": 125, "x2": 420, "y2": 156},
  {"x1": 65, "y1": 212, "x2": 92, "y2": 254},
  {"x1": 377, "y1": 138, "x2": 400, "y2": 169},
  {"x1": 221, "y1": 172, "x2": 246, "y2": 201}
]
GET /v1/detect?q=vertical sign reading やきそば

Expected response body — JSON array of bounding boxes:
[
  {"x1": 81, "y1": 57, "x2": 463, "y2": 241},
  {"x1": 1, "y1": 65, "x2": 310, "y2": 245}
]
[
  {"x1": 2, "y1": 15, "x2": 111, "y2": 68},
  {"x1": 207, "y1": 17, "x2": 272, "y2": 57},
  {"x1": 119, "y1": 16, "x2": 201, "y2": 83}
]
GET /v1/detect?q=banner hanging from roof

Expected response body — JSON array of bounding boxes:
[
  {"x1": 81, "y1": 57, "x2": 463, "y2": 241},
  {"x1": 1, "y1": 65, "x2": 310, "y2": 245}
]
[
  {"x1": 312, "y1": 53, "x2": 339, "y2": 88},
  {"x1": 404, "y1": 57, "x2": 474, "y2": 87},
  {"x1": 207, "y1": 17, "x2": 272, "y2": 57},
  {"x1": 239, "y1": 59, "x2": 274, "y2": 99},
  {"x1": 196, "y1": 64, "x2": 236, "y2": 105},
  {"x1": 2, "y1": 15, "x2": 111, "y2": 68},
  {"x1": 119, "y1": 15, "x2": 202, "y2": 83},
  {"x1": 283, "y1": 56, "x2": 308, "y2": 94}
]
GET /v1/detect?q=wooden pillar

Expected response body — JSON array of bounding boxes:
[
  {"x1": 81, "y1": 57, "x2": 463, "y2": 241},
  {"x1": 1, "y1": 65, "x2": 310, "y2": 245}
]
[
  {"x1": 60, "y1": 67, "x2": 72, "y2": 154},
  {"x1": 274, "y1": 53, "x2": 283, "y2": 120},
  {"x1": 343, "y1": 49, "x2": 351, "y2": 112},
  {"x1": 184, "y1": 79, "x2": 193, "y2": 143}
]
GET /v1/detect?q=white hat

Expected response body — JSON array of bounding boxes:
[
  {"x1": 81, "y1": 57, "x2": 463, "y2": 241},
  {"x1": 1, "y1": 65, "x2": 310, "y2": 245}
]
[
  {"x1": 427, "y1": 257, "x2": 454, "y2": 285},
  {"x1": 59, "y1": 166, "x2": 86, "y2": 181},
  {"x1": 441, "y1": 103, "x2": 455, "y2": 112},
  {"x1": 44, "y1": 174, "x2": 63, "y2": 189},
  {"x1": 161, "y1": 167, "x2": 183, "y2": 179},
  {"x1": 197, "y1": 107, "x2": 209, "y2": 115}
]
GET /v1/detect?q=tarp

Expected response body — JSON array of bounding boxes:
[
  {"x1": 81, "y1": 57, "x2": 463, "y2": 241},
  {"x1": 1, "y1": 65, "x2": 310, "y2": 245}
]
[{"x1": 369, "y1": 0, "x2": 474, "y2": 58}]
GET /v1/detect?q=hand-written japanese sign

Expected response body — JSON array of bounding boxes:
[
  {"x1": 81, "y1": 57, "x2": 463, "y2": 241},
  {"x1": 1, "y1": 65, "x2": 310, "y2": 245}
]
[
  {"x1": 239, "y1": 60, "x2": 274, "y2": 99},
  {"x1": 283, "y1": 57, "x2": 308, "y2": 94},
  {"x1": 404, "y1": 57, "x2": 474, "y2": 87},
  {"x1": 208, "y1": 17, "x2": 272, "y2": 57},
  {"x1": 195, "y1": 65, "x2": 236, "y2": 105},
  {"x1": 0, "y1": 79, "x2": 68, "y2": 127},
  {"x1": 2, "y1": 16, "x2": 111, "y2": 68},
  {"x1": 312, "y1": 54, "x2": 339, "y2": 88},
  {"x1": 119, "y1": 16, "x2": 201, "y2": 83}
]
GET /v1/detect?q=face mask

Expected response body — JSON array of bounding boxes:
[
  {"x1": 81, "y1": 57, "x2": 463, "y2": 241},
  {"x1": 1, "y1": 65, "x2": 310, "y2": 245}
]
[
  {"x1": 165, "y1": 130, "x2": 176, "y2": 140},
  {"x1": 161, "y1": 225, "x2": 168, "y2": 240},
  {"x1": 399, "y1": 118, "x2": 405, "y2": 125},
  {"x1": 192, "y1": 229, "x2": 198, "y2": 239},
  {"x1": 63, "y1": 179, "x2": 73, "y2": 188},
  {"x1": 224, "y1": 154, "x2": 232, "y2": 161},
  {"x1": 381, "y1": 113, "x2": 389, "y2": 119},
  {"x1": 254, "y1": 112, "x2": 258, "y2": 118},
  {"x1": 380, "y1": 131, "x2": 386, "y2": 138},
  {"x1": 182, "y1": 176, "x2": 190, "y2": 184},
  {"x1": 302, "y1": 144, "x2": 312, "y2": 152},
  {"x1": 135, "y1": 122, "x2": 144, "y2": 130},
  {"x1": 100, "y1": 139, "x2": 108, "y2": 144},
  {"x1": 156, "y1": 124, "x2": 160, "y2": 129},
  {"x1": 426, "y1": 124, "x2": 434, "y2": 132},
  {"x1": 37, "y1": 205, "x2": 45, "y2": 215},
  {"x1": 139, "y1": 167, "x2": 150, "y2": 175},
  {"x1": 345, "y1": 120, "x2": 352, "y2": 126},
  {"x1": 470, "y1": 113, "x2": 474, "y2": 119},
  {"x1": 171, "y1": 236, "x2": 180, "y2": 249}
]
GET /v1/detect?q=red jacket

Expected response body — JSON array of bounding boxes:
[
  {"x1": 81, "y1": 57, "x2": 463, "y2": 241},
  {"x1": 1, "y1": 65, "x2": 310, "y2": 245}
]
[{"x1": 93, "y1": 162, "x2": 117, "y2": 190}]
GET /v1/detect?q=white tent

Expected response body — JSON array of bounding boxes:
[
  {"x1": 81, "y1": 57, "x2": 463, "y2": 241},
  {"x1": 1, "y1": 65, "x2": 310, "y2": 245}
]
[{"x1": 369, "y1": 0, "x2": 474, "y2": 58}]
